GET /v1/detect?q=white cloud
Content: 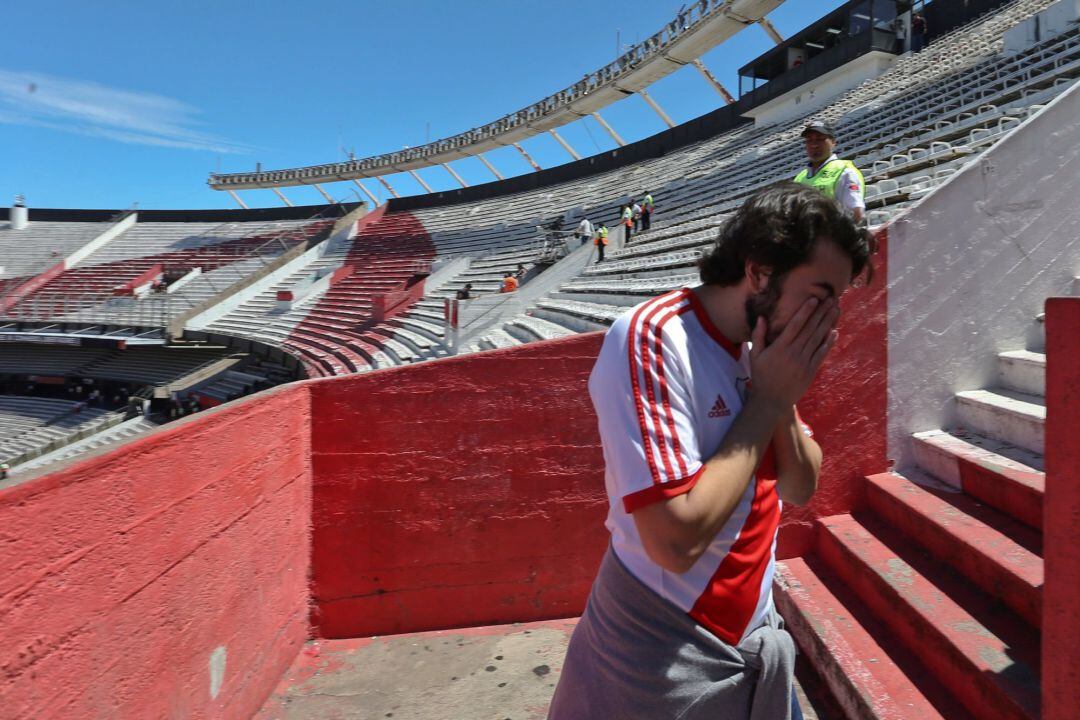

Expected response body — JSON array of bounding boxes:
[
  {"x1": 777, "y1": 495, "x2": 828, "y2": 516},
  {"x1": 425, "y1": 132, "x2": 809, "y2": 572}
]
[{"x1": 0, "y1": 69, "x2": 252, "y2": 154}]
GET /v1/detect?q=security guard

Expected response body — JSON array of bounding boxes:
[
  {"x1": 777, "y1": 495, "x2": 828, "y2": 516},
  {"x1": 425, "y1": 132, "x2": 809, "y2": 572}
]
[
  {"x1": 594, "y1": 224, "x2": 609, "y2": 262},
  {"x1": 795, "y1": 120, "x2": 865, "y2": 224}
]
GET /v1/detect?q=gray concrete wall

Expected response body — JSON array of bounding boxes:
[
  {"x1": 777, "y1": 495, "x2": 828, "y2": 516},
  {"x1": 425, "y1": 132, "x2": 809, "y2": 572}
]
[{"x1": 887, "y1": 79, "x2": 1080, "y2": 469}]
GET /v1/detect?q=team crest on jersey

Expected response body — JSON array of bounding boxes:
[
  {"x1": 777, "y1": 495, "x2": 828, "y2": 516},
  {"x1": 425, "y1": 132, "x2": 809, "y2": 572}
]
[{"x1": 708, "y1": 395, "x2": 731, "y2": 418}]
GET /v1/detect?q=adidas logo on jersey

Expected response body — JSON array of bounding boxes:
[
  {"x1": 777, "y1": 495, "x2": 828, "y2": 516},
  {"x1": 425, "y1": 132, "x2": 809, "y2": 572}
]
[{"x1": 708, "y1": 395, "x2": 731, "y2": 418}]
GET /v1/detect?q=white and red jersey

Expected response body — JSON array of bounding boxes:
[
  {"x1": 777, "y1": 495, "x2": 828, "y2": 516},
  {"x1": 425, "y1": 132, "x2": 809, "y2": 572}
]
[{"x1": 588, "y1": 288, "x2": 811, "y2": 646}]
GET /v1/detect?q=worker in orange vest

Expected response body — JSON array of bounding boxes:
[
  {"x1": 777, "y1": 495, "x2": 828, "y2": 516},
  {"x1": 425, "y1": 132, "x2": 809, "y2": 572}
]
[{"x1": 594, "y1": 224, "x2": 610, "y2": 262}]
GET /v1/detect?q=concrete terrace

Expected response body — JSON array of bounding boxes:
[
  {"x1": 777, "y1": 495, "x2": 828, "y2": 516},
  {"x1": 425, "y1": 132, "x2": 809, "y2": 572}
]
[{"x1": 254, "y1": 619, "x2": 827, "y2": 720}]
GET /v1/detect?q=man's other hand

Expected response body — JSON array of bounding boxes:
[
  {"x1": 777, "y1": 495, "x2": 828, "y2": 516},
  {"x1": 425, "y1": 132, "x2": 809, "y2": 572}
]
[{"x1": 749, "y1": 297, "x2": 839, "y2": 409}]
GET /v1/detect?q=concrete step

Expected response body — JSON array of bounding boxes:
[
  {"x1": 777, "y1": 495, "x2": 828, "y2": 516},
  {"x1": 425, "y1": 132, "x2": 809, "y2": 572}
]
[
  {"x1": 911, "y1": 429, "x2": 1044, "y2": 529},
  {"x1": 817, "y1": 512, "x2": 1040, "y2": 720},
  {"x1": 954, "y1": 389, "x2": 1044, "y2": 455},
  {"x1": 775, "y1": 557, "x2": 971, "y2": 720},
  {"x1": 996, "y1": 350, "x2": 1045, "y2": 397},
  {"x1": 505, "y1": 315, "x2": 575, "y2": 343},
  {"x1": 393, "y1": 315, "x2": 444, "y2": 340},
  {"x1": 864, "y1": 472, "x2": 1042, "y2": 628},
  {"x1": 478, "y1": 329, "x2": 521, "y2": 351}
]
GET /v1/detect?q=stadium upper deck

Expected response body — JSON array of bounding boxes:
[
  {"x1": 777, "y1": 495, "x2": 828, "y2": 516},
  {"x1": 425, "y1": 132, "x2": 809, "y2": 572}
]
[{"x1": 206, "y1": 0, "x2": 785, "y2": 194}]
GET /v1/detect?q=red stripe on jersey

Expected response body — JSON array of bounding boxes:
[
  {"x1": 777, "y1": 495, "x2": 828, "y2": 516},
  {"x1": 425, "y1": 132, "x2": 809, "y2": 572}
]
[
  {"x1": 639, "y1": 292, "x2": 691, "y2": 482},
  {"x1": 688, "y1": 445, "x2": 782, "y2": 645},
  {"x1": 626, "y1": 291, "x2": 682, "y2": 485},
  {"x1": 648, "y1": 300, "x2": 693, "y2": 479},
  {"x1": 623, "y1": 465, "x2": 705, "y2": 513},
  {"x1": 635, "y1": 293, "x2": 686, "y2": 483}
]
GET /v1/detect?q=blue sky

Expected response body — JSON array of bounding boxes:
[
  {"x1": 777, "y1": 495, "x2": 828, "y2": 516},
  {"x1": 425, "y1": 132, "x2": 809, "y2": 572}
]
[{"x1": 2, "y1": 1, "x2": 847, "y2": 210}]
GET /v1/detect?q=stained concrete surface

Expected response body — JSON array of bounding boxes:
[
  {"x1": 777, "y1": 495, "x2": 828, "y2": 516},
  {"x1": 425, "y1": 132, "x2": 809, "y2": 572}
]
[{"x1": 256, "y1": 618, "x2": 826, "y2": 720}]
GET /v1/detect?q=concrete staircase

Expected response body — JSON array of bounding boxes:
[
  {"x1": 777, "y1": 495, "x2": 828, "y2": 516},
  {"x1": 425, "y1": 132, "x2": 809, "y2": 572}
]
[{"x1": 775, "y1": 295, "x2": 1063, "y2": 719}]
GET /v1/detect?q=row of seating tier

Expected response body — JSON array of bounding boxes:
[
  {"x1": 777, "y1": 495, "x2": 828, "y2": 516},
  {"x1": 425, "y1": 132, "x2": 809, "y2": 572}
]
[
  {"x1": 0, "y1": 221, "x2": 114, "y2": 281},
  {"x1": 2, "y1": 218, "x2": 333, "y2": 326},
  {"x1": 0, "y1": 343, "x2": 233, "y2": 387},
  {"x1": 0, "y1": 395, "x2": 118, "y2": 464}
]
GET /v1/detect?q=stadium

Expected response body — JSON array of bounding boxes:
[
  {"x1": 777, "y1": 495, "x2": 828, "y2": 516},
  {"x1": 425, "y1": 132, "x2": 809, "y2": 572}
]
[{"x1": 1, "y1": 0, "x2": 1078, "y2": 717}]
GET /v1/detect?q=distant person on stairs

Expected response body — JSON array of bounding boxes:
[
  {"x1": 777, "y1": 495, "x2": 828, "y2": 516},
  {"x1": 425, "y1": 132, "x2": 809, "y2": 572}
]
[
  {"x1": 576, "y1": 217, "x2": 593, "y2": 246},
  {"x1": 455, "y1": 283, "x2": 473, "y2": 300},
  {"x1": 794, "y1": 120, "x2": 866, "y2": 226},
  {"x1": 500, "y1": 273, "x2": 518, "y2": 293},
  {"x1": 641, "y1": 192, "x2": 654, "y2": 231},
  {"x1": 911, "y1": 11, "x2": 927, "y2": 53},
  {"x1": 548, "y1": 183, "x2": 874, "y2": 720},
  {"x1": 594, "y1": 224, "x2": 609, "y2": 262},
  {"x1": 621, "y1": 204, "x2": 634, "y2": 242}
]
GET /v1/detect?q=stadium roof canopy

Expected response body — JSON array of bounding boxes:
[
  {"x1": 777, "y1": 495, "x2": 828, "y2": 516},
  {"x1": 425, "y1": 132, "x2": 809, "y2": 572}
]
[{"x1": 207, "y1": 0, "x2": 785, "y2": 196}]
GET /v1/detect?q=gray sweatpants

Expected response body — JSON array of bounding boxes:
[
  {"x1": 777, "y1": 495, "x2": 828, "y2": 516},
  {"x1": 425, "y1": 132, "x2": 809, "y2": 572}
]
[{"x1": 548, "y1": 546, "x2": 797, "y2": 720}]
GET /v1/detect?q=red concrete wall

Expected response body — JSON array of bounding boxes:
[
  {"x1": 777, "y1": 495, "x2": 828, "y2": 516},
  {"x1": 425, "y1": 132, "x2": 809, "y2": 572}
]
[
  {"x1": 777, "y1": 230, "x2": 890, "y2": 558},
  {"x1": 309, "y1": 333, "x2": 609, "y2": 639},
  {"x1": 0, "y1": 385, "x2": 313, "y2": 720},
  {"x1": 1042, "y1": 296, "x2": 1080, "y2": 720}
]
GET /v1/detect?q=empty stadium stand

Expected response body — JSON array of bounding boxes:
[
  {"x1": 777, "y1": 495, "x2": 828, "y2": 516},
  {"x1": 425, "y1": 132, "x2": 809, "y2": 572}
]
[
  {"x1": 1, "y1": 217, "x2": 333, "y2": 326},
  {"x1": 8, "y1": 415, "x2": 159, "y2": 477},
  {"x1": 0, "y1": 220, "x2": 114, "y2": 281},
  {"x1": 0, "y1": 395, "x2": 120, "y2": 466}
]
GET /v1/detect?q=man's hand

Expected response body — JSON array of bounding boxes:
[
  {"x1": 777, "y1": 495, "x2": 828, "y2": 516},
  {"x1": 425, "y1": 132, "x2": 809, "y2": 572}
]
[
  {"x1": 749, "y1": 297, "x2": 840, "y2": 410},
  {"x1": 631, "y1": 297, "x2": 839, "y2": 574}
]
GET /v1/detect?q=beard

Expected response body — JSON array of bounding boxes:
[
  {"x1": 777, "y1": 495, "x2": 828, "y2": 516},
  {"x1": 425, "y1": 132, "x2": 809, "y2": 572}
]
[{"x1": 744, "y1": 275, "x2": 784, "y2": 346}]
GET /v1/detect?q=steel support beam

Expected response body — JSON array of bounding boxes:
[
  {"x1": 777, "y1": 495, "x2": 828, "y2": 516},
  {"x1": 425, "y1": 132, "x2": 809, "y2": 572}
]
[
  {"x1": 759, "y1": 17, "x2": 784, "y2": 45},
  {"x1": 442, "y1": 162, "x2": 469, "y2": 188},
  {"x1": 591, "y1": 112, "x2": 626, "y2": 147},
  {"x1": 549, "y1": 129, "x2": 581, "y2": 160},
  {"x1": 271, "y1": 187, "x2": 294, "y2": 207},
  {"x1": 512, "y1": 143, "x2": 542, "y2": 172},
  {"x1": 226, "y1": 190, "x2": 248, "y2": 209},
  {"x1": 312, "y1": 183, "x2": 335, "y2": 203},
  {"x1": 376, "y1": 176, "x2": 400, "y2": 198},
  {"x1": 476, "y1": 153, "x2": 504, "y2": 180},
  {"x1": 353, "y1": 179, "x2": 379, "y2": 205},
  {"x1": 408, "y1": 169, "x2": 434, "y2": 193},
  {"x1": 638, "y1": 88, "x2": 676, "y2": 128},
  {"x1": 692, "y1": 59, "x2": 735, "y2": 104}
]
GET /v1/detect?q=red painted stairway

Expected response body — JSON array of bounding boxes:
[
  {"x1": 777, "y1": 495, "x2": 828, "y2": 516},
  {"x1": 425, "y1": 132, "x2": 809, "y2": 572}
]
[
  {"x1": 284, "y1": 210, "x2": 436, "y2": 377},
  {"x1": 777, "y1": 342, "x2": 1046, "y2": 717}
]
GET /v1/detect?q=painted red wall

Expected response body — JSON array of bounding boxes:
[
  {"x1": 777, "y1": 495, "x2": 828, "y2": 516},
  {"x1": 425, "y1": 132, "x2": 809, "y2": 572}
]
[
  {"x1": 0, "y1": 385, "x2": 312, "y2": 720},
  {"x1": 777, "y1": 231, "x2": 890, "y2": 558},
  {"x1": 309, "y1": 332, "x2": 609, "y2": 639},
  {"x1": 1042, "y1": 296, "x2": 1080, "y2": 720}
]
